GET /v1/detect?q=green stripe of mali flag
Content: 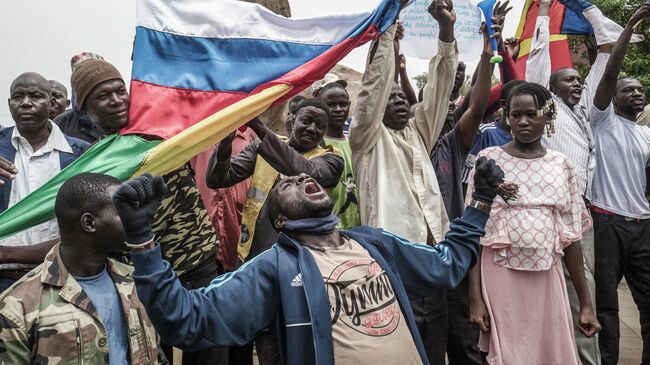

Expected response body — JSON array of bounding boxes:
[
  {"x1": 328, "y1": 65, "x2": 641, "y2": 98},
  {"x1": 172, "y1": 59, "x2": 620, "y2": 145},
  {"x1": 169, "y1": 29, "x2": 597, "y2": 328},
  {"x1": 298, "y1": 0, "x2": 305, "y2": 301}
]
[{"x1": 0, "y1": 134, "x2": 160, "y2": 240}]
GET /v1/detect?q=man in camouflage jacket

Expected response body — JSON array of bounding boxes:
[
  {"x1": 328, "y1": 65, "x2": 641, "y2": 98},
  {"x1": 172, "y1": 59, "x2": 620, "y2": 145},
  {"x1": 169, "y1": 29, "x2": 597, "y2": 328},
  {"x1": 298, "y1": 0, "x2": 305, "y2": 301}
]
[{"x1": 0, "y1": 173, "x2": 166, "y2": 364}]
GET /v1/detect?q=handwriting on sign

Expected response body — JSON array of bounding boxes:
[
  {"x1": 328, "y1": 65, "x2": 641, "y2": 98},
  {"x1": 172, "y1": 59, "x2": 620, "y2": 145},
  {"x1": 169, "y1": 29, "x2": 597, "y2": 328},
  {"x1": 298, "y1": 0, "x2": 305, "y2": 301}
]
[{"x1": 400, "y1": 0, "x2": 483, "y2": 61}]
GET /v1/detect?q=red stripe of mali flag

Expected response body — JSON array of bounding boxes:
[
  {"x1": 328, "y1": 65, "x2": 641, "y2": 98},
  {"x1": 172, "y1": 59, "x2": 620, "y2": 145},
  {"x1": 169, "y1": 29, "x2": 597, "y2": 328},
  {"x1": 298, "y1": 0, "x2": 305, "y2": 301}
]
[{"x1": 515, "y1": 0, "x2": 574, "y2": 78}]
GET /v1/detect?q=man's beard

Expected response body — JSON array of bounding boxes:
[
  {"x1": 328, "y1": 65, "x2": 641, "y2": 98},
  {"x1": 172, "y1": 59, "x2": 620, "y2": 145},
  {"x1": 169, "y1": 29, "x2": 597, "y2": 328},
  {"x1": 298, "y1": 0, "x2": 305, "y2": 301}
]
[{"x1": 286, "y1": 196, "x2": 334, "y2": 219}]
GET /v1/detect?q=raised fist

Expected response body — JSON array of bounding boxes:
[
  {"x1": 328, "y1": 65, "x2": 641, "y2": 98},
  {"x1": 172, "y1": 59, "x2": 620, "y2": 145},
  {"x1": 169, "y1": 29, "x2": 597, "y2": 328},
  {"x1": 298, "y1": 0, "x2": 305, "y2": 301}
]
[
  {"x1": 472, "y1": 157, "x2": 505, "y2": 205},
  {"x1": 112, "y1": 173, "x2": 168, "y2": 244}
]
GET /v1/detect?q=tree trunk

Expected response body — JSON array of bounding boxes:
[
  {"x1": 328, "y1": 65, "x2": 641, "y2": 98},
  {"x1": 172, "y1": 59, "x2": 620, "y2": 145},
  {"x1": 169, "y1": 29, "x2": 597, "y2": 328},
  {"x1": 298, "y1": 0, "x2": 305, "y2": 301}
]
[{"x1": 241, "y1": 0, "x2": 291, "y2": 17}]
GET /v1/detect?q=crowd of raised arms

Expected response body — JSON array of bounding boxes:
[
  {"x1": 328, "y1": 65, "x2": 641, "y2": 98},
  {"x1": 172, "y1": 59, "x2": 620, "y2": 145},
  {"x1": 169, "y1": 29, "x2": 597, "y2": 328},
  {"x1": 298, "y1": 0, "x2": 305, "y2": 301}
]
[{"x1": 0, "y1": 0, "x2": 649, "y2": 364}]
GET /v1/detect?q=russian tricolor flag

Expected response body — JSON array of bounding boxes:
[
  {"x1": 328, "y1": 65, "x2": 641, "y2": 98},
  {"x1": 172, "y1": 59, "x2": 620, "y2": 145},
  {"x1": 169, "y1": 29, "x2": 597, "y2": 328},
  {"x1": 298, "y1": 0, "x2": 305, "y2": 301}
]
[
  {"x1": 124, "y1": 0, "x2": 400, "y2": 140},
  {"x1": 0, "y1": 0, "x2": 400, "y2": 240}
]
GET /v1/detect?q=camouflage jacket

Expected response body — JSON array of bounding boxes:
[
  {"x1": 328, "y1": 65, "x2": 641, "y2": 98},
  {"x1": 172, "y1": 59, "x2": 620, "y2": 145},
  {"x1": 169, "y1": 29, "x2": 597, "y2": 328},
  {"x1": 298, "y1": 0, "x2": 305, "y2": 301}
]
[
  {"x1": 152, "y1": 164, "x2": 219, "y2": 276},
  {"x1": 0, "y1": 245, "x2": 167, "y2": 365}
]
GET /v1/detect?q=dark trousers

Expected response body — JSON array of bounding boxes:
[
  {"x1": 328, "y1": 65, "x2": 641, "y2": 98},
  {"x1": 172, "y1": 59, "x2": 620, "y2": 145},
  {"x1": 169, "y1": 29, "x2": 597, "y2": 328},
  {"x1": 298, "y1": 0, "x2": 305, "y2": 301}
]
[
  {"x1": 446, "y1": 278, "x2": 482, "y2": 365},
  {"x1": 0, "y1": 278, "x2": 16, "y2": 294},
  {"x1": 162, "y1": 259, "x2": 229, "y2": 365},
  {"x1": 593, "y1": 211, "x2": 650, "y2": 365},
  {"x1": 410, "y1": 293, "x2": 449, "y2": 365},
  {"x1": 228, "y1": 329, "x2": 281, "y2": 365}
]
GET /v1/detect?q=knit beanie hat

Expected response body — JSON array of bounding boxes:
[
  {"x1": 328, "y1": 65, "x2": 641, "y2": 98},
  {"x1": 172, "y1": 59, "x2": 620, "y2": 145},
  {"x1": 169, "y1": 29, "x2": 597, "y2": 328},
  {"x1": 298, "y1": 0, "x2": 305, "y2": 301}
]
[
  {"x1": 70, "y1": 52, "x2": 105, "y2": 71},
  {"x1": 71, "y1": 59, "x2": 123, "y2": 110}
]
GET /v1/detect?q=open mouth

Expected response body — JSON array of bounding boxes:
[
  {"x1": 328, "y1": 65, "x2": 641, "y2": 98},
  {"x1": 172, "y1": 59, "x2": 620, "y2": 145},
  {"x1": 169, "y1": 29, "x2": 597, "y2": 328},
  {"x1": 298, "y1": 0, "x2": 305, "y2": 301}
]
[
  {"x1": 304, "y1": 179, "x2": 321, "y2": 195},
  {"x1": 396, "y1": 108, "x2": 409, "y2": 117}
]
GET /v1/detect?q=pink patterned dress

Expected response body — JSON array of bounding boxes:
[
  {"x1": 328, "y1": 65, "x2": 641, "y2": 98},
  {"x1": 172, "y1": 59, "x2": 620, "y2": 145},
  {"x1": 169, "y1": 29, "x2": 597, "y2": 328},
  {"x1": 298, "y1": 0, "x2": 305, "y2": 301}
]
[{"x1": 466, "y1": 147, "x2": 592, "y2": 365}]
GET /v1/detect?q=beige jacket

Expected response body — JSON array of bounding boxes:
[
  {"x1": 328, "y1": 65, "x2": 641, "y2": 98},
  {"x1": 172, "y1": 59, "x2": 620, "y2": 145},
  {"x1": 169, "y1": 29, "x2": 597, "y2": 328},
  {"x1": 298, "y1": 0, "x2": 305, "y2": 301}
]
[{"x1": 350, "y1": 24, "x2": 459, "y2": 243}]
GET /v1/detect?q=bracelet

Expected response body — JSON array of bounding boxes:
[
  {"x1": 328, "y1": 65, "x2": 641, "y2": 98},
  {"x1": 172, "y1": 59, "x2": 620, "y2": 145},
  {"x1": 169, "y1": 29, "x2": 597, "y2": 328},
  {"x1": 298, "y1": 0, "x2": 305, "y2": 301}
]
[
  {"x1": 469, "y1": 199, "x2": 492, "y2": 215},
  {"x1": 125, "y1": 239, "x2": 155, "y2": 250}
]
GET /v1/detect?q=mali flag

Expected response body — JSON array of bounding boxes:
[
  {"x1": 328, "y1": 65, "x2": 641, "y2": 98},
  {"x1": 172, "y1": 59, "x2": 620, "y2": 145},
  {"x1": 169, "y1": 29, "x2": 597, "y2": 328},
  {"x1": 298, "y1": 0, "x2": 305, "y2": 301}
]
[{"x1": 514, "y1": 0, "x2": 593, "y2": 77}]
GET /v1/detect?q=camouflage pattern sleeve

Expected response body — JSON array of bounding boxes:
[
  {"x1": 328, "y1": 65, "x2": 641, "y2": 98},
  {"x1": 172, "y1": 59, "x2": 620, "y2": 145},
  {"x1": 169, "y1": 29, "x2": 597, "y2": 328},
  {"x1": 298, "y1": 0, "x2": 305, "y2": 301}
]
[
  {"x1": 152, "y1": 165, "x2": 219, "y2": 276},
  {"x1": 0, "y1": 305, "x2": 30, "y2": 365}
]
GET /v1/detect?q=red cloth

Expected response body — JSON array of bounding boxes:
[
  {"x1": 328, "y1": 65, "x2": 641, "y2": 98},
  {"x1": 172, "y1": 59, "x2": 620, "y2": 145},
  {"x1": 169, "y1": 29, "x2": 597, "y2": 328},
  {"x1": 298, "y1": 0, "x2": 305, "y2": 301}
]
[
  {"x1": 190, "y1": 128, "x2": 257, "y2": 271},
  {"x1": 484, "y1": 50, "x2": 520, "y2": 118},
  {"x1": 514, "y1": 0, "x2": 573, "y2": 77}
]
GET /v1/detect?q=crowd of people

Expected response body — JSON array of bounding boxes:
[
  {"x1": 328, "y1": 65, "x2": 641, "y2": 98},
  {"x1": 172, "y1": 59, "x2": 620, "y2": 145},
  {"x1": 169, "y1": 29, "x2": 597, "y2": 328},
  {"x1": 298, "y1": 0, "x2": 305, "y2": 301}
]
[{"x1": 0, "y1": 0, "x2": 648, "y2": 364}]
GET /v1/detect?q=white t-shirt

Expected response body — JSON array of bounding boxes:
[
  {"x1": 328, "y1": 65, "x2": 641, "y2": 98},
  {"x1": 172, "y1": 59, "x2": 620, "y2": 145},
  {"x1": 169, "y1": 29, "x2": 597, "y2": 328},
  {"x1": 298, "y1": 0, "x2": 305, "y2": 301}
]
[{"x1": 590, "y1": 104, "x2": 650, "y2": 219}]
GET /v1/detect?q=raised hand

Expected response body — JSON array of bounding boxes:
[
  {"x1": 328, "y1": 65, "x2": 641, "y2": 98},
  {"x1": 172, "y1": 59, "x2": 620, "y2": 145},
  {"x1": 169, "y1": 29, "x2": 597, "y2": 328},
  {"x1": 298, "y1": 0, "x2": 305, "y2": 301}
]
[
  {"x1": 428, "y1": 0, "x2": 456, "y2": 25},
  {"x1": 112, "y1": 174, "x2": 168, "y2": 245},
  {"x1": 395, "y1": 21, "x2": 405, "y2": 41},
  {"x1": 480, "y1": 22, "x2": 495, "y2": 56},
  {"x1": 399, "y1": 54, "x2": 407, "y2": 72},
  {"x1": 472, "y1": 156, "x2": 505, "y2": 205},
  {"x1": 247, "y1": 117, "x2": 269, "y2": 140},
  {"x1": 629, "y1": 0, "x2": 650, "y2": 27},
  {"x1": 428, "y1": 0, "x2": 456, "y2": 43},
  {"x1": 504, "y1": 37, "x2": 520, "y2": 59},
  {"x1": 492, "y1": 0, "x2": 512, "y2": 27}
]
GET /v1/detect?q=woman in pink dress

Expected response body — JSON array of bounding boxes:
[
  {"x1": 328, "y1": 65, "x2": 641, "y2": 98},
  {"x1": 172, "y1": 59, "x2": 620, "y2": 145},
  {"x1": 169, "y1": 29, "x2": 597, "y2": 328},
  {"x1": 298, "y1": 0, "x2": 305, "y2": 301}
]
[{"x1": 466, "y1": 82, "x2": 601, "y2": 365}]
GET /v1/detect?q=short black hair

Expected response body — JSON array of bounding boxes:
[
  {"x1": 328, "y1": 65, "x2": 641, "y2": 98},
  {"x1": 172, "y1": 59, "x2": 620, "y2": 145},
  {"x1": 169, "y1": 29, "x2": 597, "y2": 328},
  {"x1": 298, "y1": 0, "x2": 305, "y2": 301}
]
[
  {"x1": 295, "y1": 98, "x2": 331, "y2": 120},
  {"x1": 288, "y1": 96, "x2": 306, "y2": 113},
  {"x1": 55, "y1": 173, "x2": 122, "y2": 232},
  {"x1": 549, "y1": 67, "x2": 577, "y2": 88},
  {"x1": 315, "y1": 81, "x2": 349, "y2": 98},
  {"x1": 505, "y1": 82, "x2": 555, "y2": 118},
  {"x1": 10, "y1": 72, "x2": 51, "y2": 97},
  {"x1": 500, "y1": 80, "x2": 527, "y2": 101}
]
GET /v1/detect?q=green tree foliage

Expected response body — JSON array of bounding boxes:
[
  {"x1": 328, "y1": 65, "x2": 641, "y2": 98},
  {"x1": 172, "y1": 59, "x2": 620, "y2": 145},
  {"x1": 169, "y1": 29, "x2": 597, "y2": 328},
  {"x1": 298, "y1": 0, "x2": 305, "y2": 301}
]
[{"x1": 590, "y1": 0, "x2": 650, "y2": 90}]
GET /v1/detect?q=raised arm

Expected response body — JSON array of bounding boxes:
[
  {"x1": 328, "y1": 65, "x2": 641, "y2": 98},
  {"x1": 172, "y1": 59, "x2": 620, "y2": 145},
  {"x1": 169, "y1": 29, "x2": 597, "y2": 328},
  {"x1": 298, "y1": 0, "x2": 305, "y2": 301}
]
[
  {"x1": 525, "y1": 0, "x2": 552, "y2": 87},
  {"x1": 247, "y1": 119, "x2": 343, "y2": 188},
  {"x1": 205, "y1": 134, "x2": 258, "y2": 189},
  {"x1": 132, "y1": 245, "x2": 279, "y2": 350},
  {"x1": 593, "y1": 2, "x2": 650, "y2": 111},
  {"x1": 349, "y1": 24, "x2": 397, "y2": 153},
  {"x1": 457, "y1": 27, "x2": 496, "y2": 150},
  {"x1": 113, "y1": 175, "x2": 279, "y2": 350},
  {"x1": 399, "y1": 54, "x2": 419, "y2": 106},
  {"x1": 414, "y1": 0, "x2": 460, "y2": 152},
  {"x1": 382, "y1": 157, "x2": 503, "y2": 296}
]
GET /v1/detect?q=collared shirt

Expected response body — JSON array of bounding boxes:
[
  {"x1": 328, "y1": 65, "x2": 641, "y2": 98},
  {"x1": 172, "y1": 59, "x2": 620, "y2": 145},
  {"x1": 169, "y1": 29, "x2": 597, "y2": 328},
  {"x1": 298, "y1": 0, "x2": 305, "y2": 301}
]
[
  {"x1": 526, "y1": 16, "x2": 609, "y2": 201},
  {"x1": 0, "y1": 122, "x2": 72, "y2": 270},
  {"x1": 590, "y1": 104, "x2": 650, "y2": 219},
  {"x1": 350, "y1": 25, "x2": 458, "y2": 243},
  {"x1": 191, "y1": 128, "x2": 257, "y2": 271},
  {"x1": 0, "y1": 245, "x2": 166, "y2": 364}
]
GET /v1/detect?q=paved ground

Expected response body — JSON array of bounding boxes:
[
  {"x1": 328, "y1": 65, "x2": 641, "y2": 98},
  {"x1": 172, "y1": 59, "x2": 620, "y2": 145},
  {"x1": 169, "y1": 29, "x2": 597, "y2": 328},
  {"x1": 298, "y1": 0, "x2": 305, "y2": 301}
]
[
  {"x1": 619, "y1": 280, "x2": 643, "y2": 365},
  {"x1": 173, "y1": 282, "x2": 644, "y2": 364}
]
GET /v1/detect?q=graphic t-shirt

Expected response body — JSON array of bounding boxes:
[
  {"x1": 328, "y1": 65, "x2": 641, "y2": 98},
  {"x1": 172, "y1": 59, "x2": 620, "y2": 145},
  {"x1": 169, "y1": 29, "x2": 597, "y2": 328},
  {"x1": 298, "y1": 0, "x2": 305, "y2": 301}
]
[
  {"x1": 323, "y1": 137, "x2": 361, "y2": 229},
  {"x1": 306, "y1": 238, "x2": 422, "y2": 365}
]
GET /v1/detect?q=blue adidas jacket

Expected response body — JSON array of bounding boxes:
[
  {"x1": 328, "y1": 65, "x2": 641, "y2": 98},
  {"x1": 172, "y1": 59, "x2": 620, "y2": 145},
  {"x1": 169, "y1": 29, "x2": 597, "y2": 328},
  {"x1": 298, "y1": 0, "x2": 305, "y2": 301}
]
[
  {"x1": 132, "y1": 206, "x2": 488, "y2": 365},
  {"x1": 0, "y1": 127, "x2": 88, "y2": 211}
]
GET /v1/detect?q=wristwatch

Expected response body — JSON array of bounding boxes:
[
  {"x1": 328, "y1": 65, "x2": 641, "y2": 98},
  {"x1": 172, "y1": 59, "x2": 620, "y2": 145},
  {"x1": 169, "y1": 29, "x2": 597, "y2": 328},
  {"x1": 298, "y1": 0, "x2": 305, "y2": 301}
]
[
  {"x1": 469, "y1": 199, "x2": 492, "y2": 215},
  {"x1": 125, "y1": 239, "x2": 155, "y2": 250}
]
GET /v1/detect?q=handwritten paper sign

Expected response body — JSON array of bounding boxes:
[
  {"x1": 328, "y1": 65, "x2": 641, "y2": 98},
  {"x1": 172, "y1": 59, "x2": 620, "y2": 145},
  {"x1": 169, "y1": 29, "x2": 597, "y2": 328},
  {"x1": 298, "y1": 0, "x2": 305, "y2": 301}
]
[{"x1": 400, "y1": 0, "x2": 483, "y2": 61}]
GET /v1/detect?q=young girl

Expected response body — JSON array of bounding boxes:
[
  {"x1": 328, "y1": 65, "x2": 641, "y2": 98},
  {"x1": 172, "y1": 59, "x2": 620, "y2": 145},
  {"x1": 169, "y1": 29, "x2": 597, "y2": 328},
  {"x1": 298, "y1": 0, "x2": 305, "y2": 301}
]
[{"x1": 466, "y1": 82, "x2": 600, "y2": 365}]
